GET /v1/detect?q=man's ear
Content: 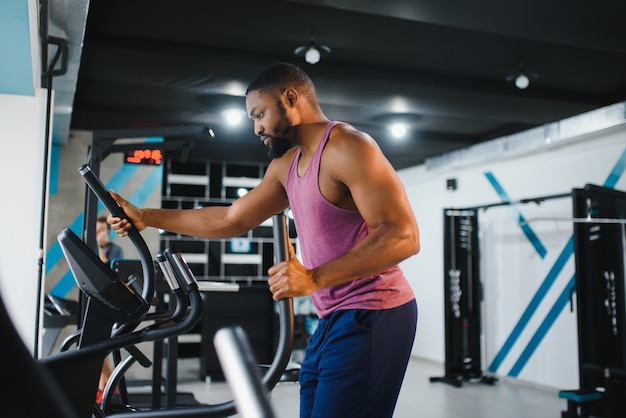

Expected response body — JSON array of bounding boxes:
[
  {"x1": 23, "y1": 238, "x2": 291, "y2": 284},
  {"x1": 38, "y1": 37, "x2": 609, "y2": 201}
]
[{"x1": 285, "y1": 88, "x2": 298, "y2": 107}]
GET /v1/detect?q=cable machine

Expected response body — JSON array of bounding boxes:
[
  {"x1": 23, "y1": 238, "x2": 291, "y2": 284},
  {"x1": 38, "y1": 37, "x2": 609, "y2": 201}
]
[
  {"x1": 559, "y1": 184, "x2": 626, "y2": 418},
  {"x1": 430, "y1": 208, "x2": 496, "y2": 387},
  {"x1": 431, "y1": 192, "x2": 570, "y2": 387},
  {"x1": 431, "y1": 183, "x2": 626, "y2": 416}
]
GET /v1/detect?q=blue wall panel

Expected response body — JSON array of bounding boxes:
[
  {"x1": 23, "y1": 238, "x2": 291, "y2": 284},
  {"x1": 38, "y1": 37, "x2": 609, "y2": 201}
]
[{"x1": 0, "y1": 0, "x2": 35, "y2": 96}]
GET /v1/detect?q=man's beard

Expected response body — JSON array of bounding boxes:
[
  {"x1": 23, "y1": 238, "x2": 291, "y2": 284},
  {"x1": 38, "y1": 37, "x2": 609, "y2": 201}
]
[
  {"x1": 267, "y1": 111, "x2": 292, "y2": 159},
  {"x1": 268, "y1": 136, "x2": 292, "y2": 159}
]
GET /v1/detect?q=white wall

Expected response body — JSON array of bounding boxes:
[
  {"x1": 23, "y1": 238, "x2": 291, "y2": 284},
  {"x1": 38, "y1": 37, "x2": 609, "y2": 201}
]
[
  {"x1": 0, "y1": 0, "x2": 47, "y2": 354},
  {"x1": 399, "y1": 120, "x2": 626, "y2": 389},
  {"x1": 0, "y1": 90, "x2": 48, "y2": 352}
]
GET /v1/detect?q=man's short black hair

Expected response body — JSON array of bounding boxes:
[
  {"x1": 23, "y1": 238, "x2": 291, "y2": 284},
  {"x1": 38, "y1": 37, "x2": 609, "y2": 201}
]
[
  {"x1": 97, "y1": 216, "x2": 111, "y2": 231},
  {"x1": 246, "y1": 62, "x2": 315, "y2": 102}
]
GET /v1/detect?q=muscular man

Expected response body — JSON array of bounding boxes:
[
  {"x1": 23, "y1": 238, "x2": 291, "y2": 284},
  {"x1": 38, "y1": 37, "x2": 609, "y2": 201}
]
[{"x1": 109, "y1": 62, "x2": 420, "y2": 418}]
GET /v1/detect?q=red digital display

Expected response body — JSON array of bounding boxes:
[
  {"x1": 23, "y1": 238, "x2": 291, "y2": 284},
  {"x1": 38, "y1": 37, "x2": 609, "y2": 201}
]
[{"x1": 125, "y1": 148, "x2": 163, "y2": 165}]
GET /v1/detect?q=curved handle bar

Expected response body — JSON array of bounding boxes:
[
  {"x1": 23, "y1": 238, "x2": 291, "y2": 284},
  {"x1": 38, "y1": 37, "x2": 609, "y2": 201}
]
[
  {"x1": 272, "y1": 212, "x2": 291, "y2": 262},
  {"x1": 101, "y1": 354, "x2": 139, "y2": 414},
  {"x1": 79, "y1": 164, "x2": 155, "y2": 325},
  {"x1": 262, "y1": 213, "x2": 295, "y2": 389}
]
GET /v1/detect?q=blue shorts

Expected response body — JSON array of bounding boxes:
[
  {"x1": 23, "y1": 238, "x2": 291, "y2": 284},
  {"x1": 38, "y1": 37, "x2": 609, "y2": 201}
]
[{"x1": 299, "y1": 299, "x2": 418, "y2": 418}]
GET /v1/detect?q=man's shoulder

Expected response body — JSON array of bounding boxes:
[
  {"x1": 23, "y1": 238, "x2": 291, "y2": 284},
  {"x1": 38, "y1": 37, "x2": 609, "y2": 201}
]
[
  {"x1": 328, "y1": 124, "x2": 376, "y2": 153},
  {"x1": 262, "y1": 148, "x2": 296, "y2": 187},
  {"x1": 270, "y1": 147, "x2": 297, "y2": 169},
  {"x1": 105, "y1": 243, "x2": 123, "y2": 258}
]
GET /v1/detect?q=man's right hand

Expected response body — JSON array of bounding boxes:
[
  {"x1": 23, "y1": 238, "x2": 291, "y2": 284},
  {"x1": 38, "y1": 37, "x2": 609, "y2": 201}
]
[{"x1": 106, "y1": 190, "x2": 145, "y2": 237}]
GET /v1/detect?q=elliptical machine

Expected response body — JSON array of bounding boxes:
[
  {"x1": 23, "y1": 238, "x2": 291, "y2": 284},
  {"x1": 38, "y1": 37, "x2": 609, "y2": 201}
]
[{"x1": 40, "y1": 165, "x2": 295, "y2": 417}]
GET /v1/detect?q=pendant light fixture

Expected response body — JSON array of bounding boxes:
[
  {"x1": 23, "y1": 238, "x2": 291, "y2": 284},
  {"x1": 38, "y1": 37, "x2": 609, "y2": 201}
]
[
  {"x1": 507, "y1": 62, "x2": 538, "y2": 90},
  {"x1": 294, "y1": 37, "x2": 331, "y2": 65}
]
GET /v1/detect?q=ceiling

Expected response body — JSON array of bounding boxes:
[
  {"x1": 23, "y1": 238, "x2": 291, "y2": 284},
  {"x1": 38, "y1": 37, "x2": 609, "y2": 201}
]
[{"x1": 48, "y1": 0, "x2": 626, "y2": 170}]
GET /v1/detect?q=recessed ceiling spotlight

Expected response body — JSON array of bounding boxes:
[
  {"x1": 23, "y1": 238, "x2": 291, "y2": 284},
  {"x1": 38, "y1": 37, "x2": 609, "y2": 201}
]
[
  {"x1": 389, "y1": 123, "x2": 408, "y2": 139},
  {"x1": 223, "y1": 109, "x2": 244, "y2": 126},
  {"x1": 373, "y1": 113, "x2": 419, "y2": 140}
]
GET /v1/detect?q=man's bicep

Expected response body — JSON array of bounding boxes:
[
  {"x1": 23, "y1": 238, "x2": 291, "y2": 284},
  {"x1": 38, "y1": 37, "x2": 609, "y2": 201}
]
[{"x1": 355, "y1": 174, "x2": 411, "y2": 228}]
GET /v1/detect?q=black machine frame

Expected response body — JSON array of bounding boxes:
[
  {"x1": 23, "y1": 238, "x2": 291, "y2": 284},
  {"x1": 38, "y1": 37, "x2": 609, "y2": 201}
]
[
  {"x1": 78, "y1": 126, "x2": 213, "y2": 409},
  {"x1": 430, "y1": 208, "x2": 496, "y2": 387},
  {"x1": 566, "y1": 184, "x2": 626, "y2": 417}
]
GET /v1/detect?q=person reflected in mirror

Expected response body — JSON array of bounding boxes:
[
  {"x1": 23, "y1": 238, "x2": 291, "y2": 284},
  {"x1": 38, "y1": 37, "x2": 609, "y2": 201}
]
[
  {"x1": 95, "y1": 216, "x2": 123, "y2": 404},
  {"x1": 96, "y1": 216, "x2": 123, "y2": 264}
]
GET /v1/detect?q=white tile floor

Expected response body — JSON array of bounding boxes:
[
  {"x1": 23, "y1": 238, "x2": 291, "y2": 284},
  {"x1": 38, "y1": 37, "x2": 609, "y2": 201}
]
[{"x1": 134, "y1": 355, "x2": 567, "y2": 418}]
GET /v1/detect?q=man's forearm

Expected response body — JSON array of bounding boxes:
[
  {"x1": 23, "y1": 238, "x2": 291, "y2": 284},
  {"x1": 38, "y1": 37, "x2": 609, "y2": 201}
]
[
  {"x1": 312, "y1": 222, "x2": 419, "y2": 289},
  {"x1": 141, "y1": 206, "x2": 245, "y2": 239}
]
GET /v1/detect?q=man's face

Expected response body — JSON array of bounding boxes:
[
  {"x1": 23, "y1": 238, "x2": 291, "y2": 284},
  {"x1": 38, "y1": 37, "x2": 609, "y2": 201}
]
[
  {"x1": 246, "y1": 90, "x2": 293, "y2": 159},
  {"x1": 96, "y1": 221, "x2": 108, "y2": 236}
]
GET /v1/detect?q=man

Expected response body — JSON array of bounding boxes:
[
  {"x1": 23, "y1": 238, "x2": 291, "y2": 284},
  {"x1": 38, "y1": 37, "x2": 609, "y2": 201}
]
[
  {"x1": 96, "y1": 216, "x2": 123, "y2": 263},
  {"x1": 109, "y1": 62, "x2": 419, "y2": 418},
  {"x1": 95, "y1": 216, "x2": 123, "y2": 404}
]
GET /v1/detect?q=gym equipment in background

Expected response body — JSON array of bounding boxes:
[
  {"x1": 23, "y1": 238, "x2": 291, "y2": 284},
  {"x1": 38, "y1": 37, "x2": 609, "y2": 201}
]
[
  {"x1": 42, "y1": 293, "x2": 78, "y2": 356},
  {"x1": 559, "y1": 184, "x2": 626, "y2": 418},
  {"x1": 431, "y1": 190, "x2": 572, "y2": 388},
  {"x1": 430, "y1": 209, "x2": 497, "y2": 387}
]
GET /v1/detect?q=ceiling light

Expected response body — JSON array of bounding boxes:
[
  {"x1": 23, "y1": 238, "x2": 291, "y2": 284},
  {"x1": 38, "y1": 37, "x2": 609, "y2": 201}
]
[
  {"x1": 223, "y1": 109, "x2": 244, "y2": 126},
  {"x1": 294, "y1": 39, "x2": 331, "y2": 65},
  {"x1": 389, "y1": 123, "x2": 408, "y2": 138},
  {"x1": 506, "y1": 62, "x2": 537, "y2": 90},
  {"x1": 515, "y1": 73, "x2": 530, "y2": 90},
  {"x1": 305, "y1": 47, "x2": 321, "y2": 64}
]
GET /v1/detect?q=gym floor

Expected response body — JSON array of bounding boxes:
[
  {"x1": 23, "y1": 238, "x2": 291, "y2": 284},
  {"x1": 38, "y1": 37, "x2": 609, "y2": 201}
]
[{"x1": 138, "y1": 355, "x2": 566, "y2": 417}]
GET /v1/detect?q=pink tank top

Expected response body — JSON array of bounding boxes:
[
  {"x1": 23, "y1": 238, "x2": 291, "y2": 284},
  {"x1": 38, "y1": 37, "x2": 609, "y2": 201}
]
[{"x1": 286, "y1": 121, "x2": 415, "y2": 318}]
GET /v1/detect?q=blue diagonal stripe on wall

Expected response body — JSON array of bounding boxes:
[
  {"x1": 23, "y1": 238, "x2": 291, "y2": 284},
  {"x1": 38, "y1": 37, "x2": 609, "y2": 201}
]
[
  {"x1": 487, "y1": 238, "x2": 574, "y2": 373},
  {"x1": 52, "y1": 268, "x2": 80, "y2": 298},
  {"x1": 484, "y1": 172, "x2": 547, "y2": 259},
  {"x1": 129, "y1": 163, "x2": 163, "y2": 206},
  {"x1": 604, "y1": 146, "x2": 626, "y2": 189},
  {"x1": 508, "y1": 274, "x2": 576, "y2": 377}
]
